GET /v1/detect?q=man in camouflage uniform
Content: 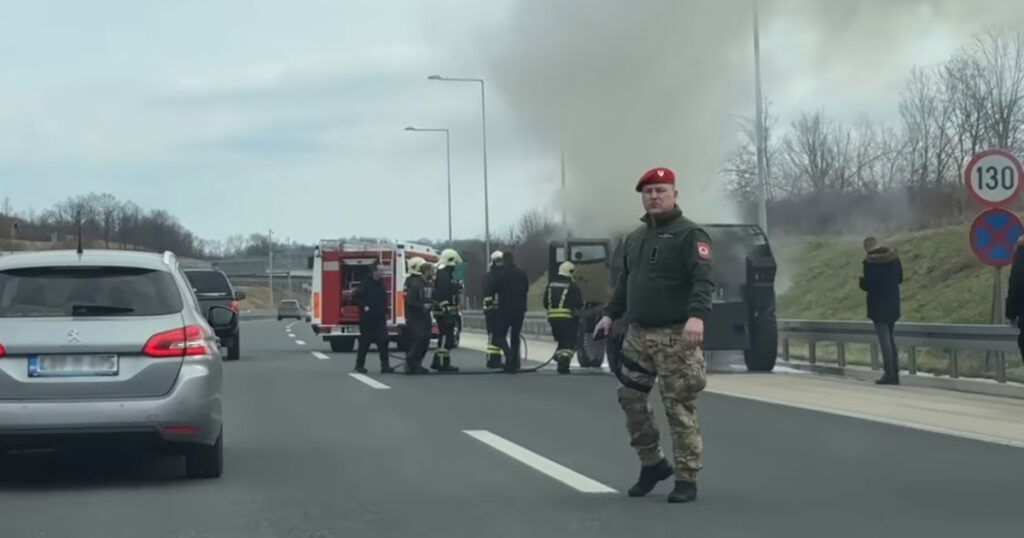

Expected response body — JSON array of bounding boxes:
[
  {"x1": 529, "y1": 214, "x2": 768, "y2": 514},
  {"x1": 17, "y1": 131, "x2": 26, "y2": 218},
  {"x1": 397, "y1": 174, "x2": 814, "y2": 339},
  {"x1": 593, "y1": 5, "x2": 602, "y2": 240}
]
[{"x1": 594, "y1": 166, "x2": 714, "y2": 504}]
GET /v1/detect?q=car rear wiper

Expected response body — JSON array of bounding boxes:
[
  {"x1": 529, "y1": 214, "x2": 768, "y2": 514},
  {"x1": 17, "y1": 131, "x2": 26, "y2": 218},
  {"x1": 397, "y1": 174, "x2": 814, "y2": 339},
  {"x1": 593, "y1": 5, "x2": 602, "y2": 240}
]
[{"x1": 71, "y1": 304, "x2": 136, "y2": 316}]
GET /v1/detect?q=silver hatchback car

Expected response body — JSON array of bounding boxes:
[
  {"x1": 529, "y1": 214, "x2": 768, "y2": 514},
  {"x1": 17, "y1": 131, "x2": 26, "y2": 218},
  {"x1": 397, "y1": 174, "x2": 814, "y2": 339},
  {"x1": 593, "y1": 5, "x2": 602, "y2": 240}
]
[{"x1": 0, "y1": 249, "x2": 233, "y2": 478}]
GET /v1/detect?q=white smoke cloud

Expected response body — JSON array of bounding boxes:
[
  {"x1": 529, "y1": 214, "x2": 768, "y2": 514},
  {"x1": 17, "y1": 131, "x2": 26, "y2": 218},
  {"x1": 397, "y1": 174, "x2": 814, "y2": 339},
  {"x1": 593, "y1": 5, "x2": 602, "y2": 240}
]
[{"x1": 479, "y1": 0, "x2": 752, "y2": 236}]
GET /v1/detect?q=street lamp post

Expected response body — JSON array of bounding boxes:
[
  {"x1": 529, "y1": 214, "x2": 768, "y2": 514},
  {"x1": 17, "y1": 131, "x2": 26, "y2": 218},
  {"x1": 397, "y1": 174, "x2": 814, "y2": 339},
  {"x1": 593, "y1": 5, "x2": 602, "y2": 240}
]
[
  {"x1": 405, "y1": 126, "x2": 453, "y2": 243},
  {"x1": 752, "y1": 0, "x2": 769, "y2": 235},
  {"x1": 268, "y1": 228, "x2": 274, "y2": 307},
  {"x1": 428, "y1": 75, "x2": 490, "y2": 258},
  {"x1": 286, "y1": 237, "x2": 292, "y2": 298}
]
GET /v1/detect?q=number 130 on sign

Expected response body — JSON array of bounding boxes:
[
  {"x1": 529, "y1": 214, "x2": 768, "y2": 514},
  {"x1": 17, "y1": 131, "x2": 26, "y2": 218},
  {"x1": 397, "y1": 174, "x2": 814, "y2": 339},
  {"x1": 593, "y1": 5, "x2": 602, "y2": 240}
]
[{"x1": 965, "y1": 149, "x2": 1024, "y2": 207}]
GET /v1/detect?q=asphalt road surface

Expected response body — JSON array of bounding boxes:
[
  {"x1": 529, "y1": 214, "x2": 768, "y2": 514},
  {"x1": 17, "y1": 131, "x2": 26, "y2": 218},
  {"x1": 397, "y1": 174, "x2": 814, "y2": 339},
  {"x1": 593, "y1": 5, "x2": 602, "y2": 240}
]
[{"x1": 0, "y1": 318, "x2": 1021, "y2": 538}]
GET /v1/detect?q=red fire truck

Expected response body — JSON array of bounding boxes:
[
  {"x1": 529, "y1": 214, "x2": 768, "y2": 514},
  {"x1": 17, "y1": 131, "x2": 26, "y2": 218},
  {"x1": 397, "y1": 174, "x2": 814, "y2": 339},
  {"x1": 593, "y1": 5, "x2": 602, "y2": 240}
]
[{"x1": 309, "y1": 240, "x2": 445, "y2": 352}]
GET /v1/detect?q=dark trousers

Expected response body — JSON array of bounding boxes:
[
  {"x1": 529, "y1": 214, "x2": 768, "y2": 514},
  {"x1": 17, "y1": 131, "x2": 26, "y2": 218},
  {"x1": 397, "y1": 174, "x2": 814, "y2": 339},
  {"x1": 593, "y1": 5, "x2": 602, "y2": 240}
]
[
  {"x1": 549, "y1": 318, "x2": 578, "y2": 355},
  {"x1": 437, "y1": 315, "x2": 457, "y2": 351},
  {"x1": 356, "y1": 317, "x2": 389, "y2": 369},
  {"x1": 496, "y1": 310, "x2": 526, "y2": 371},
  {"x1": 405, "y1": 318, "x2": 431, "y2": 370},
  {"x1": 874, "y1": 321, "x2": 899, "y2": 379},
  {"x1": 549, "y1": 318, "x2": 578, "y2": 370},
  {"x1": 1017, "y1": 327, "x2": 1024, "y2": 363}
]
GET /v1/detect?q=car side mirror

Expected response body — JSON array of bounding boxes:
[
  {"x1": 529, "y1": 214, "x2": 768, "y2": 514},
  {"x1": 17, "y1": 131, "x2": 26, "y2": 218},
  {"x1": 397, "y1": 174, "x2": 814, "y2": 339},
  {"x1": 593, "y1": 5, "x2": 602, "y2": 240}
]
[
  {"x1": 207, "y1": 305, "x2": 237, "y2": 329},
  {"x1": 234, "y1": 290, "x2": 246, "y2": 301}
]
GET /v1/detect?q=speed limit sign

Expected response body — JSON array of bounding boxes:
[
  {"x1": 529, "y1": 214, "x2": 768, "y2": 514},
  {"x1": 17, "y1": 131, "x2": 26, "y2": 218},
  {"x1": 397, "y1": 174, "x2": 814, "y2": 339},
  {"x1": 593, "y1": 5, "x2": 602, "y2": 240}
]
[{"x1": 965, "y1": 149, "x2": 1024, "y2": 206}]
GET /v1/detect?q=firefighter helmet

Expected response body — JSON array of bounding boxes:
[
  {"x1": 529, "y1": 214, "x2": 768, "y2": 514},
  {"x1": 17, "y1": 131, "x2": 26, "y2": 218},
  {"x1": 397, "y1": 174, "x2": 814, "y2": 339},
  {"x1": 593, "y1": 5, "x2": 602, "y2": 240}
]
[
  {"x1": 438, "y1": 248, "x2": 463, "y2": 268},
  {"x1": 408, "y1": 257, "x2": 427, "y2": 275},
  {"x1": 558, "y1": 261, "x2": 577, "y2": 278},
  {"x1": 490, "y1": 250, "x2": 504, "y2": 265}
]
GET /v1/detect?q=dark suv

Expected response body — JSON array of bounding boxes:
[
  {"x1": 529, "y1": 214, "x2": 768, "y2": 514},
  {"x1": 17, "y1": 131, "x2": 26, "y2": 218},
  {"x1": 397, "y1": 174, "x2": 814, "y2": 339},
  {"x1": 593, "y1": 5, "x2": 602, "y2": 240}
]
[{"x1": 183, "y1": 269, "x2": 244, "y2": 361}]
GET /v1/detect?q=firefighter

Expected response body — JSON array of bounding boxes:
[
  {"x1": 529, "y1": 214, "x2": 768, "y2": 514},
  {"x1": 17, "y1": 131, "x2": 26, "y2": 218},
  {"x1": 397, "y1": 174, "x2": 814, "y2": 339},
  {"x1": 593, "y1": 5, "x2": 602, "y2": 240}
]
[
  {"x1": 483, "y1": 250, "x2": 504, "y2": 369},
  {"x1": 403, "y1": 257, "x2": 434, "y2": 375},
  {"x1": 544, "y1": 261, "x2": 583, "y2": 374},
  {"x1": 430, "y1": 248, "x2": 463, "y2": 373}
]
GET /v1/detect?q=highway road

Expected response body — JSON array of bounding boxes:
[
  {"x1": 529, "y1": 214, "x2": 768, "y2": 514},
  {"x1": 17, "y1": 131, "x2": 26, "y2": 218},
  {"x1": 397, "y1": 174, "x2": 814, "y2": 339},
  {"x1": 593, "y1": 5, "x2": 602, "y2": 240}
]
[{"x1": 0, "y1": 318, "x2": 1021, "y2": 538}]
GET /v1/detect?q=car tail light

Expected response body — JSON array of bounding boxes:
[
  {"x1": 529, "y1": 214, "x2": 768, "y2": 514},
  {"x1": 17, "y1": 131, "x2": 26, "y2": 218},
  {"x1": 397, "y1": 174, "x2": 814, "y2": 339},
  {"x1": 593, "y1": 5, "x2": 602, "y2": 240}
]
[
  {"x1": 0, "y1": 341, "x2": 5, "y2": 358},
  {"x1": 143, "y1": 325, "x2": 210, "y2": 357},
  {"x1": 229, "y1": 300, "x2": 240, "y2": 312}
]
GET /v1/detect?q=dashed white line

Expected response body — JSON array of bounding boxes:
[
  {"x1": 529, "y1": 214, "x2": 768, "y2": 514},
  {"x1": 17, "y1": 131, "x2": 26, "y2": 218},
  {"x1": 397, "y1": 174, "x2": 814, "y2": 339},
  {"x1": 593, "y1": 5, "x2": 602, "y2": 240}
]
[
  {"x1": 312, "y1": 352, "x2": 330, "y2": 360},
  {"x1": 463, "y1": 430, "x2": 617, "y2": 494},
  {"x1": 288, "y1": 333, "x2": 296, "y2": 339},
  {"x1": 349, "y1": 373, "x2": 391, "y2": 390},
  {"x1": 295, "y1": 340, "x2": 306, "y2": 346}
]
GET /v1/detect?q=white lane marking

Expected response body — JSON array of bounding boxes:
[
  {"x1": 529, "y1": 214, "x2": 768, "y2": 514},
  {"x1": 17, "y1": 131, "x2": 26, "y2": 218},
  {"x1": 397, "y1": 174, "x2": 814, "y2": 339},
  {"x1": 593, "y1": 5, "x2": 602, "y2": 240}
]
[
  {"x1": 288, "y1": 333, "x2": 296, "y2": 338},
  {"x1": 463, "y1": 430, "x2": 617, "y2": 493},
  {"x1": 295, "y1": 340, "x2": 306, "y2": 346},
  {"x1": 312, "y1": 352, "x2": 330, "y2": 360},
  {"x1": 349, "y1": 373, "x2": 391, "y2": 390},
  {"x1": 286, "y1": 321, "x2": 297, "y2": 330},
  {"x1": 707, "y1": 388, "x2": 1024, "y2": 450}
]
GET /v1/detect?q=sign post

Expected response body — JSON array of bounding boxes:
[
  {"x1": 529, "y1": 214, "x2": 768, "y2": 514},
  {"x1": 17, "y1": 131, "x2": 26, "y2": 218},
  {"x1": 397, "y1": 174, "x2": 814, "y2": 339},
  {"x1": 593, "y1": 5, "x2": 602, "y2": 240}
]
[{"x1": 964, "y1": 149, "x2": 1024, "y2": 325}]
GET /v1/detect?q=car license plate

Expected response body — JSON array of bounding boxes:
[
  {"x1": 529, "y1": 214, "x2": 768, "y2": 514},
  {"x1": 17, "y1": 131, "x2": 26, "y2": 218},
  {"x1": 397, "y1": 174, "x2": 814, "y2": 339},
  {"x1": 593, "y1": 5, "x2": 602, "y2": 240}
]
[{"x1": 28, "y1": 355, "x2": 119, "y2": 377}]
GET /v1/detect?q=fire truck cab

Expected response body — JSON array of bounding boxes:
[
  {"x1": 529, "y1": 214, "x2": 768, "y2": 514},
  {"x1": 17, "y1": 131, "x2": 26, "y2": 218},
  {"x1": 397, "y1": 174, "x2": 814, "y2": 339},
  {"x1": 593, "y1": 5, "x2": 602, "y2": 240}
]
[{"x1": 309, "y1": 240, "x2": 442, "y2": 352}]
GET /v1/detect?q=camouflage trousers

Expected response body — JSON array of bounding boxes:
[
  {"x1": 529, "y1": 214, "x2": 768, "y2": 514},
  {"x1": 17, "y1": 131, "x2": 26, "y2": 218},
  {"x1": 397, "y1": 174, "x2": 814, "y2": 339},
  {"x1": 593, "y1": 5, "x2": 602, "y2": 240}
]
[{"x1": 615, "y1": 323, "x2": 707, "y2": 482}]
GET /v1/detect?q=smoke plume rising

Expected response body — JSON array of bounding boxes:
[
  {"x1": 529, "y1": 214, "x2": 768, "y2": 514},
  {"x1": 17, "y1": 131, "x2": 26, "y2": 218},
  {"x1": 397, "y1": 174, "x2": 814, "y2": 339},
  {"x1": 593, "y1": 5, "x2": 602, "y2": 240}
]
[
  {"x1": 479, "y1": 0, "x2": 1024, "y2": 239},
  {"x1": 481, "y1": 0, "x2": 752, "y2": 236}
]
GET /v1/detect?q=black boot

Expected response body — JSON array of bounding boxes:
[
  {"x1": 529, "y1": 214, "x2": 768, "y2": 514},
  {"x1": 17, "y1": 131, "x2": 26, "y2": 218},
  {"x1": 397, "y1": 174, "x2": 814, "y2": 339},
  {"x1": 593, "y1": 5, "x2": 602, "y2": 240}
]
[
  {"x1": 486, "y1": 355, "x2": 503, "y2": 369},
  {"x1": 438, "y1": 355, "x2": 459, "y2": 373},
  {"x1": 667, "y1": 480, "x2": 697, "y2": 503},
  {"x1": 354, "y1": 364, "x2": 368, "y2": 374},
  {"x1": 405, "y1": 361, "x2": 430, "y2": 375},
  {"x1": 430, "y1": 354, "x2": 442, "y2": 371},
  {"x1": 627, "y1": 458, "x2": 674, "y2": 497},
  {"x1": 380, "y1": 360, "x2": 394, "y2": 374},
  {"x1": 556, "y1": 359, "x2": 570, "y2": 374}
]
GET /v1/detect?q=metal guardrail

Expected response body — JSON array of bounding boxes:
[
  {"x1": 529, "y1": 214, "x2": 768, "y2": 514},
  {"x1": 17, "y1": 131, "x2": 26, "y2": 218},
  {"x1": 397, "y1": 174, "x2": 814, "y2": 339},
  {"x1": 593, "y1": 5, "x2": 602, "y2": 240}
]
[
  {"x1": 778, "y1": 320, "x2": 1020, "y2": 384},
  {"x1": 461, "y1": 312, "x2": 1022, "y2": 384}
]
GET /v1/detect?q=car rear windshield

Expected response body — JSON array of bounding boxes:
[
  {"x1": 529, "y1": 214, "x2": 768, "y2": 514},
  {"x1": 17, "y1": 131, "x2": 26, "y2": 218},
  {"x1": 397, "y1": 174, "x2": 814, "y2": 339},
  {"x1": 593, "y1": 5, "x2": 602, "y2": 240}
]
[
  {"x1": 185, "y1": 270, "x2": 232, "y2": 295},
  {"x1": 0, "y1": 266, "x2": 184, "y2": 317}
]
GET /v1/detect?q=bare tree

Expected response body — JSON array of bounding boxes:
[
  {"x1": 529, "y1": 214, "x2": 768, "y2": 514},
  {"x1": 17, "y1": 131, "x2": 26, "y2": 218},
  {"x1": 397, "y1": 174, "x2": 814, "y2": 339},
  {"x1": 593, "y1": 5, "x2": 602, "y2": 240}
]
[
  {"x1": 943, "y1": 49, "x2": 991, "y2": 159},
  {"x1": 899, "y1": 67, "x2": 956, "y2": 187},
  {"x1": 724, "y1": 102, "x2": 780, "y2": 203},
  {"x1": 971, "y1": 27, "x2": 1024, "y2": 152}
]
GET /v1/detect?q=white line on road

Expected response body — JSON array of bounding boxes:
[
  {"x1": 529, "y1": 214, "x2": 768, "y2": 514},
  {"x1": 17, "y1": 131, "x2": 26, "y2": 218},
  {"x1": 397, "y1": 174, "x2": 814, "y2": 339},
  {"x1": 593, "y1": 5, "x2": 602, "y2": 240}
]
[
  {"x1": 707, "y1": 388, "x2": 1024, "y2": 450},
  {"x1": 312, "y1": 352, "x2": 330, "y2": 360},
  {"x1": 288, "y1": 333, "x2": 296, "y2": 338},
  {"x1": 295, "y1": 340, "x2": 306, "y2": 346},
  {"x1": 463, "y1": 430, "x2": 617, "y2": 493},
  {"x1": 286, "y1": 322, "x2": 297, "y2": 330},
  {"x1": 349, "y1": 373, "x2": 391, "y2": 390}
]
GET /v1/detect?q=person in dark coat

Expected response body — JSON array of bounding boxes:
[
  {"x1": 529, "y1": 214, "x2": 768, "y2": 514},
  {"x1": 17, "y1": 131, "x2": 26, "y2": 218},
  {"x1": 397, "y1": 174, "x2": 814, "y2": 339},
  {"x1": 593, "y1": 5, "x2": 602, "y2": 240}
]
[
  {"x1": 493, "y1": 250, "x2": 530, "y2": 373},
  {"x1": 352, "y1": 263, "x2": 393, "y2": 374},
  {"x1": 858, "y1": 236, "x2": 903, "y2": 385},
  {"x1": 1004, "y1": 236, "x2": 1024, "y2": 361}
]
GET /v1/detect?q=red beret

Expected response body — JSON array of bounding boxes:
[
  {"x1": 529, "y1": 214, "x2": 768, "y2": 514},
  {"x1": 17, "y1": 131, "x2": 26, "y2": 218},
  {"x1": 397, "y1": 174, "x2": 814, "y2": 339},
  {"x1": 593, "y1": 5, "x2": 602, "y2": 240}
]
[{"x1": 635, "y1": 167, "x2": 676, "y2": 192}]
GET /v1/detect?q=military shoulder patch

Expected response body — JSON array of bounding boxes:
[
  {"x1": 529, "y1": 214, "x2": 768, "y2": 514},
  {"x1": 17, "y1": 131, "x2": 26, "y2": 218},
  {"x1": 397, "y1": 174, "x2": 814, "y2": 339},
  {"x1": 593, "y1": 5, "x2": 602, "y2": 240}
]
[{"x1": 696, "y1": 241, "x2": 711, "y2": 260}]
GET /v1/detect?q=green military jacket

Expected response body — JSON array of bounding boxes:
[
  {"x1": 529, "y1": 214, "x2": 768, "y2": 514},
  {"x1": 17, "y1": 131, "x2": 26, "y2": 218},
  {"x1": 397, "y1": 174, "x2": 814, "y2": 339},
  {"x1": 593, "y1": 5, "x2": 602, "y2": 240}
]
[{"x1": 604, "y1": 206, "x2": 714, "y2": 327}]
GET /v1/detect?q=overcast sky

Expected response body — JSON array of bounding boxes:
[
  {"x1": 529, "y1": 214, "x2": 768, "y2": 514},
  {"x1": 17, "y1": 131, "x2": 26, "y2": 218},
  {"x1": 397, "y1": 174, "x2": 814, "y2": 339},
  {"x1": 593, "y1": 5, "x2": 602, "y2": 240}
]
[{"x1": 1, "y1": 0, "x2": 1023, "y2": 245}]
